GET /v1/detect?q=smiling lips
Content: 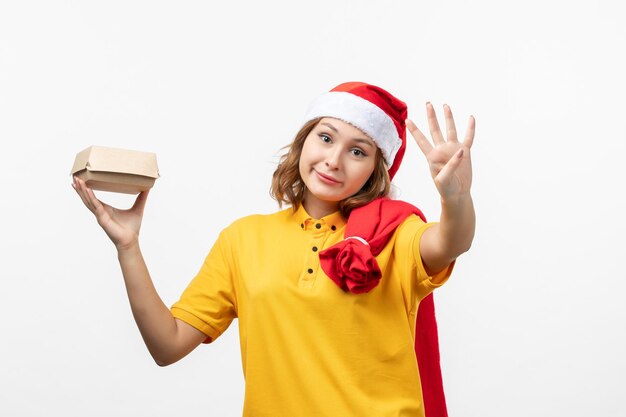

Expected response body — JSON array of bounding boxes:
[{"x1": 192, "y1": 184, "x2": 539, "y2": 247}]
[{"x1": 315, "y1": 170, "x2": 341, "y2": 185}]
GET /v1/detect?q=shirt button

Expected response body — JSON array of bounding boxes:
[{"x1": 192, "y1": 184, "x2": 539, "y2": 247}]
[
  {"x1": 312, "y1": 246, "x2": 318, "y2": 252},
  {"x1": 331, "y1": 225, "x2": 336, "y2": 231},
  {"x1": 315, "y1": 223, "x2": 321, "y2": 229},
  {"x1": 307, "y1": 268, "x2": 313, "y2": 274}
]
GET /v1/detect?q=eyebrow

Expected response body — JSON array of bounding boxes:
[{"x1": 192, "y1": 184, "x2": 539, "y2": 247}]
[{"x1": 319, "y1": 122, "x2": 375, "y2": 148}]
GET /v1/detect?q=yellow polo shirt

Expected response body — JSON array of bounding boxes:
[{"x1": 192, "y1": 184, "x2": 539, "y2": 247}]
[{"x1": 171, "y1": 204, "x2": 452, "y2": 417}]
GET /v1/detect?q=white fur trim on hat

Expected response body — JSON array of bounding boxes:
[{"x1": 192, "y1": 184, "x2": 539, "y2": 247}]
[{"x1": 303, "y1": 91, "x2": 402, "y2": 167}]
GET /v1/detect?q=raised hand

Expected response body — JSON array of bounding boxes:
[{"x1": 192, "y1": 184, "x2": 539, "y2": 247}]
[
  {"x1": 72, "y1": 176, "x2": 149, "y2": 249},
  {"x1": 407, "y1": 103, "x2": 475, "y2": 199}
]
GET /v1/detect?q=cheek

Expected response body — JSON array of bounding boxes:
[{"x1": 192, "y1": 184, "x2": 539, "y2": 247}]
[
  {"x1": 348, "y1": 164, "x2": 376, "y2": 191},
  {"x1": 299, "y1": 138, "x2": 322, "y2": 166},
  {"x1": 298, "y1": 142, "x2": 311, "y2": 172},
  {"x1": 360, "y1": 162, "x2": 377, "y2": 183},
  {"x1": 298, "y1": 157, "x2": 306, "y2": 180},
  {"x1": 298, "y1": 140, "x2": 318, "y2": 179}
]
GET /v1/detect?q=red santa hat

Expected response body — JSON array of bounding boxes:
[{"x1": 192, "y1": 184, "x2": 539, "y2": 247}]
[{"x1": 303, "y1": 81, "x2": 408, "y2": 179}]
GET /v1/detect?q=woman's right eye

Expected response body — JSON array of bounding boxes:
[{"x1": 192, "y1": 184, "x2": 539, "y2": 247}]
[{"x1": 319, "y1": 134, "x2": 332, "y2": 143}]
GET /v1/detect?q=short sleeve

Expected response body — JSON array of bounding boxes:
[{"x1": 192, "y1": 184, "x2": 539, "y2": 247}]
[
  {"x1": 171, "y1": 228, "x2": 237, "y2": 343},
  {"x1": 394, "y1": 216, "x2": 455, "y2": 302}
]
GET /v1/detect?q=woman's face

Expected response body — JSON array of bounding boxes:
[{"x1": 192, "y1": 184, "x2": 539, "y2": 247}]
[{"x1": 298, "y1": 117, "x2": 377, "y2": 218}]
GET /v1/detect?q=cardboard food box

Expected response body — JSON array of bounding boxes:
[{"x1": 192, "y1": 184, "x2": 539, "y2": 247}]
[{"x1": 71, "y1": 146, "x2": 160, "y2": 194}]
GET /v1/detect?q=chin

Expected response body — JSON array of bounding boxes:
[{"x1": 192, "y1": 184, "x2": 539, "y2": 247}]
[{"x1": 310, "y1": 190, "x2": 344, "y2": 203}]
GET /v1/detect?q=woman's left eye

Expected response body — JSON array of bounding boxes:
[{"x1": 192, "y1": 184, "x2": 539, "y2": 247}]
[
  {"x1": 351, "y1": 148, "x2": 366, "y2": 157},
  {"x1": 319, "y1": 134, "x2": 332, "y2": 143}
]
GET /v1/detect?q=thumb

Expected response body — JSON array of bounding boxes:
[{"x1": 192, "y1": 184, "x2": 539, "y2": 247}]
[
  {"x1": 435, "y1": 148, "x2": 464, "y2": 181},
  {"x1": 132, "y1": 189, "x2": 150, "y2": 212}
]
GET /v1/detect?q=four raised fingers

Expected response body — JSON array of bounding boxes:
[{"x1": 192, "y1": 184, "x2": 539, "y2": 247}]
[{"x1": 408, "y1": 104, "x2": 475, "y2": 150}]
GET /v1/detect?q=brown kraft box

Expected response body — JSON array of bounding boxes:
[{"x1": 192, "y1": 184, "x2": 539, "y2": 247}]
[{"x1": 71, "y1": 145, "x2": 160, "y2": 194}]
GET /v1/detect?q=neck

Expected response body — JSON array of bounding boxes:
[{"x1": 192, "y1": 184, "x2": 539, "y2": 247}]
[{"x1": 302, "y1": 197, "x2": 339, "y2": 219}]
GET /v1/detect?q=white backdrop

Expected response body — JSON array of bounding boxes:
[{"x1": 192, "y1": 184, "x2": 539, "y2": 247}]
[{"x1": 1, "y1": 1, "x2": 625, "y2": 416}]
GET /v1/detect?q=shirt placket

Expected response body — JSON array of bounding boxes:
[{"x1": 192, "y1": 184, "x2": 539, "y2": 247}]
[{"x1": 299, "y1": 219, "x2": 329, "y2": 289}]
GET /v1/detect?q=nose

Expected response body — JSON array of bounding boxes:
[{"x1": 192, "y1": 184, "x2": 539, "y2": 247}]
[{"x1": 325, "y1": 147, "x2": 342, "y2": 170}]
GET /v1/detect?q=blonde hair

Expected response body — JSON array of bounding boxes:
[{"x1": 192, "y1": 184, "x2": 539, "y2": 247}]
[{"x1": 270, "y1": 118, "x2": 391, "y2": 218}]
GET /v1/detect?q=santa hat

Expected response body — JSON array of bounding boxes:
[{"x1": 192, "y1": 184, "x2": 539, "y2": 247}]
[
  {"x1": 303, "y1": 81, "x2": 408, "y2": 179},
  {"x1": 308, "y1": 82, "x2": 449, "y2": 417}
]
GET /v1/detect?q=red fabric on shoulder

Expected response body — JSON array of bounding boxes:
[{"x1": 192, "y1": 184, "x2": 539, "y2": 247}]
[{"x1": 319, "y1": 197, "x2": 448, "y2": 417}]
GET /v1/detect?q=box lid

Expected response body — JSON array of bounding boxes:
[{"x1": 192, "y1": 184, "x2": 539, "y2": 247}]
[{"x1": 71, "y1": 146, "x2": 160, "y2": 179}]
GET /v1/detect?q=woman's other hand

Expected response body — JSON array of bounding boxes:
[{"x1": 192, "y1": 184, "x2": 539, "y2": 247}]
[{"x1": 72, "y1": 176, "x2": 149, "y2": 250}]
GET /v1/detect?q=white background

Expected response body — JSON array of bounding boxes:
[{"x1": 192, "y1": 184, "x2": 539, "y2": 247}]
[{"x1": 1, "y1": 1, "x2": 625, "y2": 416}]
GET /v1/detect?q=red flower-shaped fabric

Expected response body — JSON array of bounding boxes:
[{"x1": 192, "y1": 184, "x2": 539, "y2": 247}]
[
  {"x1": 322, "y1": 238, "x2": 382, "y2": 294},
  {"x1": 319, "y1": 197, "x2": 425, "y2": 294}
]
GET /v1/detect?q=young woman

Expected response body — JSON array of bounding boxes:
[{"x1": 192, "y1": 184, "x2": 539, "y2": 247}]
[{"x1": 72, "y1": 81, "x2": 475, "y2": 417}]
